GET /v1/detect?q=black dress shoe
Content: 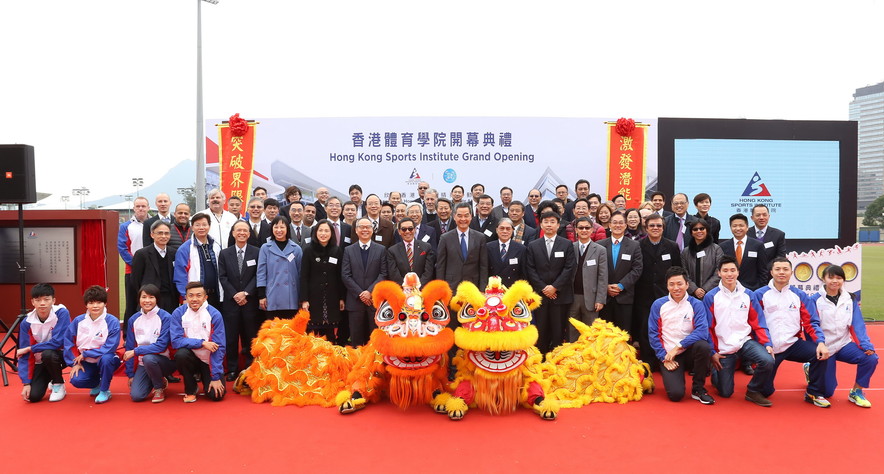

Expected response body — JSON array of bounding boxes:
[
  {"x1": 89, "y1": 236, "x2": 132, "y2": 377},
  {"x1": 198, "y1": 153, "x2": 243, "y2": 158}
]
[
  {"x1": 226, "y1": 372, "x2": 238, "y2": 382},
  {"x1": 166, "y1": 375, "x2": 181, "y2": 383},
  {"x1": 742, "y1": 364, "x2": 755, "y2": 376}
]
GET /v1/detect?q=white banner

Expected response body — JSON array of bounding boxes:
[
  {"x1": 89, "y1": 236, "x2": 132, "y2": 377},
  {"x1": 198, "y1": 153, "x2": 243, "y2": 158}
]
[{"x1": 206, "y1": 117, "x2": 658, "y2": 203}]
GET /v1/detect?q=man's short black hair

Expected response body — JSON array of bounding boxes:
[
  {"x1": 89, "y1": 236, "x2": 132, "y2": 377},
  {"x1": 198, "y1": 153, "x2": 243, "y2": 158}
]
[
  {"x1": 349, "y1": 184, "x2": 363, "y2": 194},
  {"x1": 264, "y1": 198, "x2": 280, "y2": 209},
  {"x1": 31, "y1": 283, "x2": 55, "y2": 299},
  {"x1": 729, "y1": 213, "x2": 749, "y2": 225},
  {"x1": 253, "y1": 186, "x2": 267, "y2": 195},
  {"x1": 665, "y1": 266, "x2": 689, "y2": 283},
  {"x1": 83, "y1": 285, "x2": 108, "y2": 304}
]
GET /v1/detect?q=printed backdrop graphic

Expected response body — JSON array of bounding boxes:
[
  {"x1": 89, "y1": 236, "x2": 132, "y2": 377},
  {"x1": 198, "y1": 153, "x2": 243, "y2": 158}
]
[{"x1": 205, "y1": 117, "x2": 658, "y2": 204}]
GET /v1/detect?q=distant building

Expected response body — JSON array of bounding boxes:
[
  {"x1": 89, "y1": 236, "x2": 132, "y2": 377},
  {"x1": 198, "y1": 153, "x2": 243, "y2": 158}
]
[{"x1": 850, "y1": 81, "x2": 884, "y2": 209}]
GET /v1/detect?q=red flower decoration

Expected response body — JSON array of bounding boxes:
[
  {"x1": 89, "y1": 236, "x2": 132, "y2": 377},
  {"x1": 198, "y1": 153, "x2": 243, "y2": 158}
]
[
  {"x1": 229, "y1": 113, "x2": 250, "y2": 137},
  {"x1": 615, "y1": 117, "x2": 636, "y2": 136}
]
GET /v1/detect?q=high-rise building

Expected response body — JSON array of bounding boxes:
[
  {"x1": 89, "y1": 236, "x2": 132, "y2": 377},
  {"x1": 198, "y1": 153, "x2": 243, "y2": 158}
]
[{"x1": 850, "y1": 81, "x2": 884, "y2": 209}]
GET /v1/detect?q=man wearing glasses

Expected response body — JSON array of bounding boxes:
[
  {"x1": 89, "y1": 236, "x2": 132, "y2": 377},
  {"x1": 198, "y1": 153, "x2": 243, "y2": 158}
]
[
  {"x1": 386, "y1": 218, "x2": 435, "y2": 287},
  {"x1": 524, "y1": 189, "x2": 543, "y2": 228},
  {"x1": 663, "y1": 193, "x2": 696, "y2": 252},
  {"x1": 413, "y1": 181, "x2": 430, "y2": 206},
  {"x1": 568, "y1": 217, "x2": 608, "y2": 341},
  {"x1": 634, "y1": 214, "x2": 681, "y2": 365}
]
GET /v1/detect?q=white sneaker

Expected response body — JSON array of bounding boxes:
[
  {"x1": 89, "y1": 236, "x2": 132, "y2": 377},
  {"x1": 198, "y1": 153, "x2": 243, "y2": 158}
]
[{"x1": 49, "y1": 383, "x2": 66, "y2": 402}]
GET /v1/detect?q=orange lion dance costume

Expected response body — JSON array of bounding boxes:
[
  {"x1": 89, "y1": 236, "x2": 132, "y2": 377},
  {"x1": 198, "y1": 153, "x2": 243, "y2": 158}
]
[
  {"x1": 335, "y1": 273, "x2": 455, "y2": 414},
  {"x1": 439, "y1": 277, "x2": 560, "y2": 420}
]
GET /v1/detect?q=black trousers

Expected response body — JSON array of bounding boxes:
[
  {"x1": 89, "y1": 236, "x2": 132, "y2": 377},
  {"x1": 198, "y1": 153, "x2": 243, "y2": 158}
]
[
  {"x1": 348, "y1": 307, "x2": 377, "y2": 347},
  {"x1": 26, "y1": 349, "x2": 65, "y2": 403},
  {"x1": 174, "y1": 348, "x2": 225, "y2": 401},
  {"x1": 600, "y1": 300, "x2": 633, "y2": 337},
  {"x1": 221, "y1": 298, "x2": 260, "y2": 372},
  {"x1": 659, "y1": 340, "x2": 712, "y2": 402},
  {"x1": 123, "y1": 273, "x2": 138, "y2": 332},
  {"x1": 534, "y1": 300, "x2": 567, "y2": 354}
]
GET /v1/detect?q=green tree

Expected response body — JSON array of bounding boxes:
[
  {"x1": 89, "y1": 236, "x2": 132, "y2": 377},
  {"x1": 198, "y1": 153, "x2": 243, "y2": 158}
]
[
  {"x1": 177, "y1": 184, "x2": 197, "y2": 213},
  {"x1": 863, "y1": 194, "x2": 884, "y2": 227}
]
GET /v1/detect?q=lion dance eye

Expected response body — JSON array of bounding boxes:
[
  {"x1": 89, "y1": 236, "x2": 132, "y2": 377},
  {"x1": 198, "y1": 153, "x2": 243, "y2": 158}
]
[
  {"x1": 376, "y1": 302, "x2": 394, "y2": 323},
  {"x1": 431, "y1": 301, "x2": 449, "y2": 324},
  {"x1": 458, "y1": 303, "x2": 475, "y2": 321}
]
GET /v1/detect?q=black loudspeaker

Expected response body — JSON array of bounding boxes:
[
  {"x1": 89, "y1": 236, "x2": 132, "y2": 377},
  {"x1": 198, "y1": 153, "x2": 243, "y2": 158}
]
[{"x1": 0, "y1": 145, "x2": 37, "y2": 204}]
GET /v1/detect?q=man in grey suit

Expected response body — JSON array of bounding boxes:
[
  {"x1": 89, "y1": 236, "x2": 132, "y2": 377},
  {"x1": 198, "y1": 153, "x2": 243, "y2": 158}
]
[
  {"x1": 436, "y1": 203, "x2": 489, "y2": 294},
  {"x1": 287, "y1": 201, "x2": 312, "y2": 246},
  {"x1": 599, "y1": 211, "x2": 644, "y2": 338},
  {"x1": 491, "y1": 186, "x2": 514, "y2": 220},
  {"x1": 568, "y1": 217, "x2": 608, "y2": 341},
  {"x1": 387, "y1": 218, "x2": 435, "y2": 287},
  {"x1": 526, "y1": 211, "x2": 577, "y2": 353},
  {"x1": 342, "y1": 217, "x2": 388, "y2": 346}
]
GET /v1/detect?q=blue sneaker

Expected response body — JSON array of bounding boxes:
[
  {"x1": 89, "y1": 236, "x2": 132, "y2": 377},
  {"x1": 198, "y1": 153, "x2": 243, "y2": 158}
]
[
  {"x1": 89, "y1": 387, "x2": 101, "y2": 396},
  {"x1": 803, "y1": 362, "x2": 810, "y2": 384},
  {"x1": 95, "y1": 390, "x2": 112, "y2": 404},
  {"x1": 849, "y1": 389, "x2": 871, "y2": 408}
]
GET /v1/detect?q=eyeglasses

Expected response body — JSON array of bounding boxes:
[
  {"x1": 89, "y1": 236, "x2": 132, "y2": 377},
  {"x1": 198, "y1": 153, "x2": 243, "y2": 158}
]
[
  {"x1": 418, "y1": 186, "x2": 428, "y2": 190},
  {"x1": 646, "y1": 224, "x2": 663, "y2": 228},
  {"x1": 528, "y1": 194, "x2": 541, "y2": 198},
  {"x1": 691, "y1": 227, "x2": 707, "y2": 232},
  {"x1": 576, "y1": 226, "x2": 592, "y2": 230},
  {"x1": 399, "y1": 227, "x2": 415, "y2": 232}
]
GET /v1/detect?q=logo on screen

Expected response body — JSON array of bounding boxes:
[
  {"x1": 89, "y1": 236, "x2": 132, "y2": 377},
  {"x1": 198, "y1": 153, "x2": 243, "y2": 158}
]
[
  {"x1": 741, "y1": 172, "x2": 771, "y2": 197},
  {"x1": 443, "y1": 168, "x2": 457, "y2": 183},
  {"x1": 409, "y1": 168, "x2": 421, "y2": 180}
]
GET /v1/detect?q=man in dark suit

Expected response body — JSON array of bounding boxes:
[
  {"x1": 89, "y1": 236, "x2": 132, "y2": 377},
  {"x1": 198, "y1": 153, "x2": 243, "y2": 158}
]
[
  {"x1": 719, "y1": 213, "x2": 769, "y2": 291},
  {"x1": 526, "y1": 210, "x2": 577, "y2": 353},
  {"x1": 428, "y1": 198, "x2": 455, "y2": 237},
  {"x1": 523, "y1": 189, "x2": 543, "y2": 228},
  {"x1": 394, "y1": 202, "x2": 438, "y2": 251},
  {"x1": 663, "y1": 193, "x2": 695, "y2": 251},
  {"x1": 568, "y1": 217, "x2": 608, "y2": 341},
  {"x1": 651, "y1": 191, "x2": 674, "y2": 218},
  {"x1": 749, "y1": 204, "x2": 787, "y2": 262},
  {"x1": 634, "y1": 213, "x2": 681, "y2": 365},
  {"x1": 218, "y1": 220, "x2": 260, "y2": 380},
  {"x1": 142, "y1": 193, "x2": 174, "y2": 247},
  {"x1": 342, "y1": 217, "x2": 388, "y2": 346},
  {"x1": 436, "y1": 203, "x2": 489, "y2": 293},
  {"x1": 387, "y1": 218, "x2": 435, "y2": 286},
  {"x1": 491, "y1": 186, "x2": 514, "y2": 220},
  {"x1": 507, "y1": 201, "x2": 538, "y2": 245},
  {"x1": 422, "y1": 188, "x2": 439, "y2": 223},
  {"x1": 470, "y1": 194, "x2": 498, "y2": 243},
  {"x1": 325, "y1": 196, "x2": 353, "y2": 248},
  {"x1": 350, "y1": 194, "x2": 394, "y2": 248},
  {"x1": 599, "y1": 211, "x2": 644, "y2": 338},
  {"x1": 242, "y1": 197, "x2": 271, "y2": 247},
  {"x1": 563, "y1": 179, "x2": 591, "y2": 222},
  {"x1": 487, "y1": 218, "x2": 527, "y2": 288},
  {"x1": 131, "y1": 220, "x2": 179, "y2": 315}
]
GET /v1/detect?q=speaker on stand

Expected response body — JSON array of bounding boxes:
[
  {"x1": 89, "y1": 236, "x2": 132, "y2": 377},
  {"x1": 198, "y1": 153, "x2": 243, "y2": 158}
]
[{"x1": 0, "y1": 144, "x2": 37, "y2": 386}]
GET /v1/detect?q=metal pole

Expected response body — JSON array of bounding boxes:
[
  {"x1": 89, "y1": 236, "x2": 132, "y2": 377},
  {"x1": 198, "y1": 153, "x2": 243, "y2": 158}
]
[{"x1": 195, "y1": 0, "x2": 206, "y2": 209}]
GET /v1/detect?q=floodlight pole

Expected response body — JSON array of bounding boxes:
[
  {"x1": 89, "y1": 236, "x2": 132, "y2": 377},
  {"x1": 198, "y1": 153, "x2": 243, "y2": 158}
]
[{"x1": 196, "y1": 0, "x2": 218, "y2": 209}]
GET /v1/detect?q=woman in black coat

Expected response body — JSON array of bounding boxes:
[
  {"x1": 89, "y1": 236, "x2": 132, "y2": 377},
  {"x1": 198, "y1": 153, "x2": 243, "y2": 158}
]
[{"x1": 299, "y1": 219, "x2": 345, "y2": 344}]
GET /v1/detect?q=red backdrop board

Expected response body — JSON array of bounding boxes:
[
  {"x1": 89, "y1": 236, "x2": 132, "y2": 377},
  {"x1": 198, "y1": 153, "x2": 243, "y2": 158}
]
[
  {"x1": 0, "y1": 210, "x2": 120, "y2": 326},
  {"x1": 605, "y1": 121, "x2": 649, "y2": 207}
]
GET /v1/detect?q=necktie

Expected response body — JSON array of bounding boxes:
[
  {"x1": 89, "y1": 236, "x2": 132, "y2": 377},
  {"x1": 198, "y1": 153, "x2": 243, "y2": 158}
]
[
  {"x1": 736, "y1": 240, "x2": 743, "y2": 266},
  {"x1": 252, "y1": 223, "x2": 258, "y2": 235},
  {"x1": 334, "y1": 222, "x2": 340, "y2": 243},
  {"x1": 676, "y1": 217, "x2": 685, "y2": 251},
  {"x1": 237, "y1": 248, "x2": 244, "y2": 274},
  {"x1": 460, "y1": 233, "x2": 468, "y2": 261},
  {"x1": 361, "y1": 244, "x2": 369, "y2": 267},
  {"x1": 546, "y1": 238, "x2": 553, "y2": 257},
  {"x1": 406, "y1": 243, "x2": 414, "y2": 269},
  {"x1": 757, "y1": 229, "x2": 765, "y2": 241},
  {"x1": 296, "y1": 226, "x2": 301, "y2": 241},
  {"x1": 500, "y1": 243, "x2": 507, "y2": 258},
  {"x1": 372, "y1": 220, "x2": 378, "y2": 232},
  {"x1": 161, "y1": 215, "x2": 170, "y2": 223},
  {"x1": 580, "y1": 243, "x2": 586, "y2": 256},
  {"x1": 441, "y1": 221, "x2": 448, "y2": 233}
]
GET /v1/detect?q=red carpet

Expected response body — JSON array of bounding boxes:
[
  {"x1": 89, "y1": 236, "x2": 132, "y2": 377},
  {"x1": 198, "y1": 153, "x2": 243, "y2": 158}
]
[{"x1": 3, "y1": 325, "x2": 883, "y2": 473}]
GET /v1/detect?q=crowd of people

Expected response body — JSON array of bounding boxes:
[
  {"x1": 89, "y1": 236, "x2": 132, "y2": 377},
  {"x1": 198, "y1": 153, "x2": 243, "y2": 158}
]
[{"x1": 15, "y1": 179, "x2": 877, "y2": 408}]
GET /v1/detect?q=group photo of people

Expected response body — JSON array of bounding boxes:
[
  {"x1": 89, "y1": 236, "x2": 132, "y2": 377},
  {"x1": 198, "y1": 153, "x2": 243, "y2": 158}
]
[{"x1": 16, "y1": 179, "x2": 877, "y2": 410}]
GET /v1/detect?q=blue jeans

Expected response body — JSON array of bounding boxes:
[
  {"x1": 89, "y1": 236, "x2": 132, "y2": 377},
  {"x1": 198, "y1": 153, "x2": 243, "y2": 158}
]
[
  {"x1": 712, "y1": 339, "x2": 774, "y2": 397},
  {"x1": 761, "y1": 339, "x2": 826, "y2": 397},
  {"x1": 70, "y1": 353, "x2": 121, "y2": 392},
  {"x1": 824, "y1": 342, "x2": 879, "y2": 398},
  {"x1": 130, "y1": 354, "x2": 177, "y2": 401}
]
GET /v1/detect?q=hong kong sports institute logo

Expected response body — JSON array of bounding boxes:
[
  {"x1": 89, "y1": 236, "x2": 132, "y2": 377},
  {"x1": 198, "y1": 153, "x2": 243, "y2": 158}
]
[{"x1": 741, "y1": 172, "x2": 771, "y2": 197}]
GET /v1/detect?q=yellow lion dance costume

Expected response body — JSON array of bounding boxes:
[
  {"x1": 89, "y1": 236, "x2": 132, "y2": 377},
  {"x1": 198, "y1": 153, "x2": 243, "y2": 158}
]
[
  {"x1": 439, "y1": 277, "x2": 560, "y2": 421},
  {"x1": 544, "y1": 318, "x2": 654, "y2": 407},
  {"x1": 245, "y1": 273, "x2": 454, "y2": 412}
]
